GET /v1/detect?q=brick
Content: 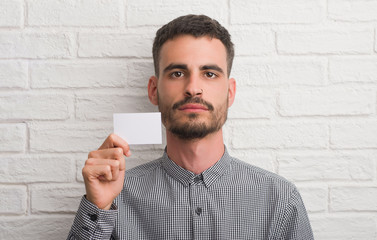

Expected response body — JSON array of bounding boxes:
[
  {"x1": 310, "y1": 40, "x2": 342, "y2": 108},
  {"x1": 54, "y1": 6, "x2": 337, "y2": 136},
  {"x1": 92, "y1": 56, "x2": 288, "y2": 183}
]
[
  {"x1": 330, "y1": 186, "x2": 377, "y2": 211},
  {"x1": 0, "y1": 186, "x2": 27, "y2": 214},
  {"x1": 0, "y1": 61, "x2": 28, "y2": 88},
  {"x1": 0, "y1": 33, "x2": 73, "y2": 59},
  {"x1": 278, "y1": 88, "x2": 374, "y2": 116},
  {"x1": 297, "y1": 185, "x2": 327, "y2": 212},
  {"x1": 30, "y1": 122, "x2": 112, "y2": 153},
  {"x1": 75, "y1": 94, "x2": 157, "y2": 121},
  {"x1": 126, "y1": 61, "x2": 154, "y2": 87},
  {"x1": 228, "y1": 88, "x2": 275, "y2": 119},
  {"x1": 230, "y1": 121, "x2": 328, "y2": 149},
  {"x1": 0, "y1": 155, "x2": 73, "y2": 183},
  {"x1": 0, "y1": 93, "x2": 71, "y2": 120},
  {"x1": 231, "y1": 58, "x2": 325, "y2": 86},
  {"x1": 0, "y1": 0, "x2": 23, "y2": 27},
  {"x1": 331, "y1": 121, "x2": 377, "y2": 149},
  {"x1": 27, "y1": 0, "x2": 121, "y2": 27},
  {"x1": 229, "y1": 29, "x2": 274, "y2": 56},
  {"x1": 30, "y1": 61, "x2": 127, "y2": 89},
  {"x1": 126, "y1": 0, "x2": 227, "y2": 27},
  {"x1": 311, "y1": 216, "x2": 376, "y2": 240},
  {"x1": 31, "y1": 184, "x2": 84, "y2": 213},
  {"x1": 329, "y1": 0, "x2": 377, "y2": 22},
  {"x1": 278, "y1": 152, "x2": 374, "y2": 181},
  {"x1": 329, "y1": 57, "x2": 377, "y2": 83},
  {"x1": 230, "y1": 0, "x2": 323, "y2": 24},
  {"x1": 78, "y1": 33, "x2": 152, "y2": 58},
  {"x1": 227, "y1": 149, "x2": 276, "y2": 173},
  {"x1": 0, "y1": 124, "x2": 25, "y2": 152},
  {"x1": 277, "y1": 29, "x2": 373, "y2": 54},
  {"x1": 0, "y1": 216, "x2": 74, "y2": 239}
]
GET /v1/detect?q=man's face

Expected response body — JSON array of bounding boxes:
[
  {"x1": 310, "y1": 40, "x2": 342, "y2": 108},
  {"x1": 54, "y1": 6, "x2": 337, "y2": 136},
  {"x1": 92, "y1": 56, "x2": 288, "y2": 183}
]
[{"x1": 148, "y1": 35, "x2": 236, "y2": 140}]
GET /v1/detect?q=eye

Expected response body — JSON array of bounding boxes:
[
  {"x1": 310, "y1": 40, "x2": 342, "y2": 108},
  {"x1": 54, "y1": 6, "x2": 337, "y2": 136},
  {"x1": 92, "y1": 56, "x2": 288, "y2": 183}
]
[
  {"x1": 205, "y1": 72, "x2": 217, "y2": 79},
  {"x1": 170, "y1": 71, "x2": 184, "y2": 78}
]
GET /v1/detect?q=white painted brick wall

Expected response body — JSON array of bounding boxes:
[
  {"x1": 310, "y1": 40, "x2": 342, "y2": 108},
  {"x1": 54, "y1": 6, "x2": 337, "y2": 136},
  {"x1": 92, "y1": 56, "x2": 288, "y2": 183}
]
[
  {"x1": 126, "y1": 0, "x2": 228, "y2": 27},
  {"x1": 297, "y1": 185, "x2": 328, "y2": 213},
  {"x1": 0, "y1": 185, "x2": 27, "y2": 214},
  {"x1": 78, "y1": 33, "x2": 153, "y2": 58},
  {"x1": 30, "y1": 61, "x2": 128, "y2": 89},
  {"x1": 277, "y1": 29, "x2": 373, "y2": 54},
  {"x1": 231, "y1": 57, "x2": 326, "y2": 86},
  {"x1": 330, "y1": 186, "x2": 377, "y2": 211},
  {"x1": 0, "y1": 93, "x2": 72, "y2": 120},
  {"x1": 31, "y1": 184, "x2": 85, "y2": 213},
  {"x1": 0, "y1": 124, "x2": 26, "y2": 152},
  {"x1": 0, "y1": 0, "x2": 376, "y2": 239},
  {"x1": 27, "y1": 0, "x2": 122, "y2": 27},
  {"x1": 329, "y1": 57, "x2": 377, "y2": 83},
  {"x1": 311, "y1": 216, "x2": 376, "y2": 240},
  {"x1": 0, "y1": 155, "x2": 74, "y2": 183},
  {"x1": 0, "y1": 61, "x2": 28, "y2": 88},
  {"x1": 328, "y1": 0, "x2": 377, "y2": 22},
  {"x1": 0, "y1": 33, "x2": 75, "y2": 59},
  {"x1": 0, "y1": 0, "x2": 23, "y2": 28},
  {"x1": 278, "y1": 87, "x2": 375, "y2": 116},
  {"x1": 230, "y1": 121, "x2": 328, "y2": 149},
  {"x1": 230, "y1": 0, "x2": 325, "y2": 24}
]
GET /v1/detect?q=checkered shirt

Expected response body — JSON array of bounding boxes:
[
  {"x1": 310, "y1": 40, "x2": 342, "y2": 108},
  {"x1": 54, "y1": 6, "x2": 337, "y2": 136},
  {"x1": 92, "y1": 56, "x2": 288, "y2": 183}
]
[{"x1": 67, "y1": 147, "x2": 313, "y2": 239}]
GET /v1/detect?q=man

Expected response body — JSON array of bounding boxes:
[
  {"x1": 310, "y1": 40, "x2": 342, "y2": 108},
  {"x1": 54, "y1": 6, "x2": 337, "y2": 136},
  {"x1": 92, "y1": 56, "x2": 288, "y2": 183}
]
[{"x1": 67, "y1": 15, "x2": 313, "y2": 239}]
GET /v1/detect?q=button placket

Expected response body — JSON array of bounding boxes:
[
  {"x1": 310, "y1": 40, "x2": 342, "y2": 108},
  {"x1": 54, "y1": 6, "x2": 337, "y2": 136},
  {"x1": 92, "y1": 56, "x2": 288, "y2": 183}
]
[
  {"x1": 89, "y1": 213, "x2": 98, "y2": 221},
  {"x1": 195, "y1": 207, "x2": 202, "y2": 216},
  {"x1": 189, "y1": 178, "x2": 209, "y2": 239}
]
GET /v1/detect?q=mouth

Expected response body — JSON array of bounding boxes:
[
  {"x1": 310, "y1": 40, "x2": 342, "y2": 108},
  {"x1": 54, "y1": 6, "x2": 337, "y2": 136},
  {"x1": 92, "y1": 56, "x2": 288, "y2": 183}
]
[{"x1": 178, "y1": 104, "x2": 208, "y2": 112}]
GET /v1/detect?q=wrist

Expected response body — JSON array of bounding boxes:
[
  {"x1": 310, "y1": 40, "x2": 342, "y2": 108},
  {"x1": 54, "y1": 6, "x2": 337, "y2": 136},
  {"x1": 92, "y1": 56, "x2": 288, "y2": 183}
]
[{"x1": 85, "y1": 195, "x2": 113, "y2": 210}]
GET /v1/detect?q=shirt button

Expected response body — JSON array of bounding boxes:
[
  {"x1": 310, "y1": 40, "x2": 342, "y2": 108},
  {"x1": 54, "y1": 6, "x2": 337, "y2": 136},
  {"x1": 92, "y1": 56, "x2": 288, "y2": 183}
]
[
  {"x1": 193, "y1": 175, "x2": 202, "y2": 183},
  {"x1": 89, "y1": 214, "x2": 98, "y2": 221},
  {"x1": 195, "y1": 207, "x2": 202, "y2": 216}
]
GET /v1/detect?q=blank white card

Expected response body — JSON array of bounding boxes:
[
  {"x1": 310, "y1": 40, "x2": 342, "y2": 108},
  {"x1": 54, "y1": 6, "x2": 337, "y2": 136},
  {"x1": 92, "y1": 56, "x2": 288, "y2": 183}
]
[{"x1": 113, "y1": 112, "x2": 162, "y2": 145}]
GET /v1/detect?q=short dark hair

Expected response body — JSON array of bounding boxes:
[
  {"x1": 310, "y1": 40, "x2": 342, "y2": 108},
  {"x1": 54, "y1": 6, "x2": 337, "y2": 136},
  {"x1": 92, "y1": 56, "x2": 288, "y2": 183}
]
[{"x1": 152, "y1": 14, "x2": 234, "y2": 77}]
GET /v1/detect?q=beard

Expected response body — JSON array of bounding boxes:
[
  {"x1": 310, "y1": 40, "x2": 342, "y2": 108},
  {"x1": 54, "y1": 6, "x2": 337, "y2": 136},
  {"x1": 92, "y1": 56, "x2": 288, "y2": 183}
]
[{"x1": 158, "y1": 93, "x2": 228, "y2": 140}]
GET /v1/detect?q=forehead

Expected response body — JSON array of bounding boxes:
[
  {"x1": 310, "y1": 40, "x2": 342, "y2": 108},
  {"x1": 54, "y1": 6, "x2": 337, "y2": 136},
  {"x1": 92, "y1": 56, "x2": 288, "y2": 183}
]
[{"x1": 159, "y1": 35, "x2": 227, "y2": 71}]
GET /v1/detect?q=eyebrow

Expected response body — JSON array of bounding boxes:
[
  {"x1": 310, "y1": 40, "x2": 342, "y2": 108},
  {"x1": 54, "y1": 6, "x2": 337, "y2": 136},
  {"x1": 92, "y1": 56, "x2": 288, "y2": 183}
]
[
  {"x1": 163, "y1": 63, "x2": 188, "y2": 74},
  {"x1": 200, "y1": 65, "x2": 224, "y2": 74},
  {"x1": 162, "y1": 63, "x2": 224, "y2": 74}
]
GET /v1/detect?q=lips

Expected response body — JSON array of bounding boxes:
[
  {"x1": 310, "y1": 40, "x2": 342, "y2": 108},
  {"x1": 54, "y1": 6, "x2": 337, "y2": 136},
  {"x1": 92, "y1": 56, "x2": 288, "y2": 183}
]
[
  {"x1": 172, "y1": 97, "x2": 214, "y2": 111},
  {"x1": 178, "y1": 104, "x2": 208, "y2": 112}
]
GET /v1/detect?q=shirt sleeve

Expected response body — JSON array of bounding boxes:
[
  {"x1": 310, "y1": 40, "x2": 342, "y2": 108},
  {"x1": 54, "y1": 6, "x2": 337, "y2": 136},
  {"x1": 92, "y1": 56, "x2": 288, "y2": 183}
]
[
  {"x1": 67, "y1": 196, "x2": 118, "y2": 240},
  {"x1": 278, "y1": 188, "x2": 314, "y2": 240}
]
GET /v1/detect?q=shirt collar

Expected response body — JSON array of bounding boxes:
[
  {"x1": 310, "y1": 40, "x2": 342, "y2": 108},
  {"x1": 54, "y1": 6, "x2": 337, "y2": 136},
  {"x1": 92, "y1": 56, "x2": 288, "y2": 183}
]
[{"x1": 160, "y1": 145, "x2": 232, "y2": 188}]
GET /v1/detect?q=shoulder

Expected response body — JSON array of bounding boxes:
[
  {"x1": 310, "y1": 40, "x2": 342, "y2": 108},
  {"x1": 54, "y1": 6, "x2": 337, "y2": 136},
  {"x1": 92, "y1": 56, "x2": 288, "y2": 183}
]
[{"x1": 229, "y1": 156, "x2": 297, "y2": 192}]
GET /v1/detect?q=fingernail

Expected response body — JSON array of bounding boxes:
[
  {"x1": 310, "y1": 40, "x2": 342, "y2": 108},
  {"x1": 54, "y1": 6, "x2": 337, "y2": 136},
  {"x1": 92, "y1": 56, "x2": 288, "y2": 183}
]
[{"x1": 126, "y1": 150, "x2": 131, "y2": 157}]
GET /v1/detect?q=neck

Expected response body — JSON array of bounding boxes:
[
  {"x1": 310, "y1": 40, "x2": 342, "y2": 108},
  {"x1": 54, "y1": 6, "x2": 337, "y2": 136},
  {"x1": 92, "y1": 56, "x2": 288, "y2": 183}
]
[{"x1": 166, "y1": 129, "x2": 225, "y2": 175}]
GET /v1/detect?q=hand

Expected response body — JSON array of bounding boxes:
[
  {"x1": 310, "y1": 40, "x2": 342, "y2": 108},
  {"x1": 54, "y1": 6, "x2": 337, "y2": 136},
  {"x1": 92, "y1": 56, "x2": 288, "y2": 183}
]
[{"x1": 82, "y1": 133, "x2": 130, "y2": 210}]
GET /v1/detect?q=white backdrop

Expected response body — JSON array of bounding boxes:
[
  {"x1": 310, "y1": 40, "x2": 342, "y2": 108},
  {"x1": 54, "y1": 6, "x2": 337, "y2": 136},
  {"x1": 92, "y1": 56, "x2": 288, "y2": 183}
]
[{"x1": 0, "y1": 0, "x2": 376, "y2": 239}]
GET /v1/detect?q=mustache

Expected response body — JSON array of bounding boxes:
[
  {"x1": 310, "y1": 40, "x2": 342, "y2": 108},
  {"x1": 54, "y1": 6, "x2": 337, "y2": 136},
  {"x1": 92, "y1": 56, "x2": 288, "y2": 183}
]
[{"x1": 172, "y1": 97, "x2": 214, "y2": 111}]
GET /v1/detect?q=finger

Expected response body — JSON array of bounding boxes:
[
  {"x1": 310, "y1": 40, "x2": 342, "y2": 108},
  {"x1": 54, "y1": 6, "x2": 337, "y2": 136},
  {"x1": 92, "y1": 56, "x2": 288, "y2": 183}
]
[
  {"x1": 99, "y1": 133, "x2": 131, "y2": 157},
  {"x1": 83, "y1": 165, "x2": 113, "y2": 181},
  {"x1": 88, "y1": 148, "x2": 124, "y2": 160},
  {"x1": 119, "y1": 156, "x2": 126, "y2": 172},
  {"x1": 85, "y1": 158, "x2": 120, "y2": 180}
]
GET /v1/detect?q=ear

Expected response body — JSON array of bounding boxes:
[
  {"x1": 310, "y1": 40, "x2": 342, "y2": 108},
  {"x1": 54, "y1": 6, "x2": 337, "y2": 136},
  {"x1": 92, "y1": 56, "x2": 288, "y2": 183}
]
[
  {"x1": 148, "y1": 75, "x2": 158, "y2": 106},
  {"x1": 227, "y1": 78, "x2": 236, "y2": 108}
]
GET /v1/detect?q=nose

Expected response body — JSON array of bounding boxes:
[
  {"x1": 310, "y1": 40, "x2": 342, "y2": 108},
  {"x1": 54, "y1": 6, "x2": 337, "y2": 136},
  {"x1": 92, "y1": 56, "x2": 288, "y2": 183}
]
[{"x1": 184, "y1": 74, "x2": 203, "y2": 98}]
